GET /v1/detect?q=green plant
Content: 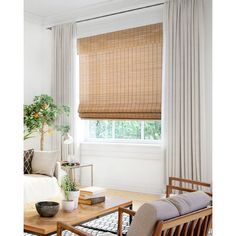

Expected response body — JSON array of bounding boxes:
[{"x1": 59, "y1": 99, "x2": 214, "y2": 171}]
[
  {"x1": 24, "y1": 94, "x2": 70, "y2": 150},
  {"x1": 61, "y1": 176, "x2": 77, "y2": 201}
]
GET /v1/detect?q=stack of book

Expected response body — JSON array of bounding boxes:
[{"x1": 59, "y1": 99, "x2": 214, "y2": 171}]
[{"x1": 79, "y1": 187, "x2": 106, "y2": 205}]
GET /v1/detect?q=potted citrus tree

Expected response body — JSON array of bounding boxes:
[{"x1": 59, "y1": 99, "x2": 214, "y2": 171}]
[
  {"x1": 24, "y1": 94, "x2": 70, "y2": 150},
  {"x1": 61, "y1": 176, "x2": 80, "y2": 212}
]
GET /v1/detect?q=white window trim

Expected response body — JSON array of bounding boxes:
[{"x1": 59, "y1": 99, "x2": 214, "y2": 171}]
[{"x1": 84, "y1": 120, "x2": 161, "y2": 145}]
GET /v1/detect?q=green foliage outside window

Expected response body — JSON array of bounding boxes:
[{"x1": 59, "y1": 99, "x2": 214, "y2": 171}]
[
  {"x1": 89, "y1": 120, "x2": 112, "y2": 139},
  {"x1": 144, "y1": 121, "x2": 161, "y2": 140},
  {"x1": 115, "y1": 121, "x2": 141, "y2": 139},
  {"x1": 88, "y1": 120, "x2": 161, "y2": 141}
]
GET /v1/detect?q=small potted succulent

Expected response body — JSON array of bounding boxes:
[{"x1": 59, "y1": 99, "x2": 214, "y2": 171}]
[{"x1": 61, "y1": 176, "x2": 80, "y2": 212}]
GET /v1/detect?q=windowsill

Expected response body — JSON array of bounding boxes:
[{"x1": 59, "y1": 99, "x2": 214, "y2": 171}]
[{"x1": 81, "y1": 140, "x2": 162, "y2": 147}]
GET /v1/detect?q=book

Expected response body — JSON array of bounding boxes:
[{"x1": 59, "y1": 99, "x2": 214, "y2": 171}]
[
  {"x1": 80, "y1": 186, "x2": 106, "y2": 195},
  {"x1": 79, "y1": 196, "x2": 106, "y2": 205},
  {"x1": 80, "y1": 192, "x2": 105, "y2": 200}
]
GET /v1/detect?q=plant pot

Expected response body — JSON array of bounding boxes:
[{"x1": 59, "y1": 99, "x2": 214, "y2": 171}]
[
  {"x1": 62, "y1": 200, "x2": 74, "y2": 212},
  {"x1": 68, "y1": 191, "x2": 80, "y2": 209}
]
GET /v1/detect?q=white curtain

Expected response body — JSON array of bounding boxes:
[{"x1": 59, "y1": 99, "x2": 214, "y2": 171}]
[
  {"x1": 163, "y1": 0, "x2": 212, "y2": 183},
  {"x1": 51, "y1": 23, "x2": 79, "y2": 161}
]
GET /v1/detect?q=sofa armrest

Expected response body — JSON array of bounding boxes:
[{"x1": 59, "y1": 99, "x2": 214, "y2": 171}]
[{"x1": 54, "y1": 162, "x2": 67, "y2": 186}]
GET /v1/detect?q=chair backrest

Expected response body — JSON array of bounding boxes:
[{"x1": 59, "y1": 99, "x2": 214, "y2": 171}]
[
  {"x1": 166, "y1": 177, "x2": 212, "y2": 197},
  {"x1": 127, "y1": 199, "x2": 180, "y2": 236},
  {"x1": 127, "y1": 191, "x2": 212, "y2": 236},
  {"x1": 153, "y1": 207, "x2": 212, "y2": 236}
]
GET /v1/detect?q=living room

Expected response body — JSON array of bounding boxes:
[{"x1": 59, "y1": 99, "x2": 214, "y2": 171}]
[{"x1": 0, "y1": 0, "x2": 235, "y2": 235}]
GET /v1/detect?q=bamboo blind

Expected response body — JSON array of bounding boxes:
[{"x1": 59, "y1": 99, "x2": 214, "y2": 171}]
[{"x1": 77, "y1": 23, "x2": 163, "y2": 119}]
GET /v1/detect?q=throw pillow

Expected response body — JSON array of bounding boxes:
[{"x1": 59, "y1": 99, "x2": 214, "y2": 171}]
[
  {"x1": 24, "y1": 149, "x2": 34, "y2": 174},
  {"x1": 31, "y1": 151, "x2": 59, "y2": 177}
]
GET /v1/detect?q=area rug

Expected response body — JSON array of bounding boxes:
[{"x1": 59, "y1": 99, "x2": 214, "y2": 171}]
[{"x1": 24, "y1": 212, "x2": 130, "y2": 236}]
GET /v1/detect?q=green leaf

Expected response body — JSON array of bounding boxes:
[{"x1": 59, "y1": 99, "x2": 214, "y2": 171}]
[{"x1": 24, "y1": 94, "x2": 71, "y2": 145}]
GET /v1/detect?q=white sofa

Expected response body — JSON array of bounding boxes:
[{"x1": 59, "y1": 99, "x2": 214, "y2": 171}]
[{"x1": 24, "y1": 152, "x2": 66, "y2": 204}]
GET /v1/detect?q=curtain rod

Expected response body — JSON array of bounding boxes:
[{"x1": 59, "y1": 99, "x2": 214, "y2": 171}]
[{"x1": 47, "y1": 2, "x2": 164, "y2": 30}]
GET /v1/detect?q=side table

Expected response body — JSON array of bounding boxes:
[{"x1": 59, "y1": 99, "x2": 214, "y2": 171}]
[{"x1": 61, "y1": 163, "x2": 94, "y2": 186}]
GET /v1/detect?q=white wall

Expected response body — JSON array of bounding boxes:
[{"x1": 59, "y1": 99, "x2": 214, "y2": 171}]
[
  {"x1": 77, "y1": 5, "x2": 163, "y2": 38},
  {"x1": 24, "y1": 20, "x2": 52, "y2": 150},
  {"x1": 80, "y1": 143, "x2": 164, "y2": 194},
  {"x1": 77, "y1": 5, "x2": 165, "y2": 195}
]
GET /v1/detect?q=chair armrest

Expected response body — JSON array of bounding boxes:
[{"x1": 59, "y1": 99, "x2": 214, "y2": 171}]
[
  {"x1": 118, "y1": 207, "x2": 136, "y2": 236},
  {"x1": 57, "y1": 221, "x2": 92, "y2": 236},
  {"x1": 118, "y1": 207, "x2": 136, "y2": 216}
]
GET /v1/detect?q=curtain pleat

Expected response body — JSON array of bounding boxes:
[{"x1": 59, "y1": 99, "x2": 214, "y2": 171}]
[
  {"x1": 163, "y1": 0, "x2": 211, "y2": 184},
  {"x1": 51, "y1": 23, "x2": 78, "y2": 161}
]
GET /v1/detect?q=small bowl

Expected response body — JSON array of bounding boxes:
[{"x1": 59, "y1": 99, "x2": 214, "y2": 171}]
[{"x1": 35, "y1": 201, "x2": 59, "y2": 217}]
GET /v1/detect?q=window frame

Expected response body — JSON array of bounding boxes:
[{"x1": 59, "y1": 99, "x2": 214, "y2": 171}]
[{"x1": 84, "y1": 120, "x2": 161, "y2": 145}]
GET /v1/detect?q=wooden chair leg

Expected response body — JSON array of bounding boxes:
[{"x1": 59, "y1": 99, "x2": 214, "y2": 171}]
[{"x1": 118, "y1": 208, "x2": 123, "y2": 236}]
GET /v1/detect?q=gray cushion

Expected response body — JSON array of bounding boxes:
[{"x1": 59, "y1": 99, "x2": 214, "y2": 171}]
[
  {"x1": 127, "y1": 199, "x2": 179, "y2": 236},
  {"x1": 167, "y1": 191, "x2": 211, "y2": 215}
]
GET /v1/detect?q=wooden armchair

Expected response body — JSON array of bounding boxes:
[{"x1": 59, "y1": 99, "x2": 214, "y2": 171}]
[
  {"x1": 57, "y1": 191, "x2": 212, "y2": 236},
  {"x1": 118, "y1": 206, "x2": 212, "y2": 236},
  {"x1": 57, "y1": 206, "x2": 212, "y2": 236},
  {"x1": 166, "y1": 177, "x2": 212, "y2": 198}
]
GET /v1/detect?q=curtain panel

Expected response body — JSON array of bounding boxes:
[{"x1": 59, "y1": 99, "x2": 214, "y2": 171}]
[
  {"x1": 77, "y1": 23, "x2": 163, "y2": 120},
  {"x1": 51, "y1": 23, "x2": 78, "y2": 161},
  {"x1": 163, "y1": 0, "x2": 211, "y2": 183}
]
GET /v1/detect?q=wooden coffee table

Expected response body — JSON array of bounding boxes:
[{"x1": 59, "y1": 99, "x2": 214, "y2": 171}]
[{"x1": 24, "y1": 197, "x2": 132, "y2": 235}]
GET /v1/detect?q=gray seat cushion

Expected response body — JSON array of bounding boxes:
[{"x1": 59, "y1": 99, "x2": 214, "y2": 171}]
[
  {"x1": 127, "y1": 199, "x2": 179, "y2": 236},
  {"x1": 167, "y1": 191, "x2": 211, "y2": 215}
]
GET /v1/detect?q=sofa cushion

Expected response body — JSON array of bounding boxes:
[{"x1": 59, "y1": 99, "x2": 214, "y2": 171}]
[
  {"x1": 32, "y1": 151, "x2": 59, "y2": 177},
  {"x1": 24, "y1": 149, "x2": 34, "y2": 174},
  {"x1": 167, "y1": 191, "x2": 211, "y2": 215},
  {"x1": 127, "y1": 199, "x2": 179, "y2": 236},
  {"x1": 24, "y1": 174, "x2": 62, "y2": 203}
]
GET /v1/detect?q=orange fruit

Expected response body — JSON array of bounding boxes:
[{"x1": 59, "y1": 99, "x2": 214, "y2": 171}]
[{"x1": 34, "y1": 112, "x2": 39, "y2": 118}]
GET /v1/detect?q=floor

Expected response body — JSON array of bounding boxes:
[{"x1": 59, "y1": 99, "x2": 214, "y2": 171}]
[
  {"x1": 24, "y1": 188, "x2": 161, "y2": 211},
  {"x1": 105, "y1": 189, "x2": 161, "y2": 210}
]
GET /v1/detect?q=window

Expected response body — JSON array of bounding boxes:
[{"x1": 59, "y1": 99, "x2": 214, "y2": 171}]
[
  {"x1": 78, "y1": 24, "x2": 163, "y2": 144},
  {"x1": 86, "y1": 120, "x2": 161, "y2": 143}
]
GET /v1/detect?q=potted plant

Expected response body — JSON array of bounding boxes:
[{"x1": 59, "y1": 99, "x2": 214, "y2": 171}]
[
  {"x1": 24, "y1": 94, "x2": 70, "y2": 150},
  {"x1": 61, "y1": 176, "x2": 80, "y2": 211}
]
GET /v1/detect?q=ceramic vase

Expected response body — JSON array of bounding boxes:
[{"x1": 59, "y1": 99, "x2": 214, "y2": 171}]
[
  {"x1": 62, "y1": 200, "x2": 74, "y2": 212},
  {"x1": 68, "y1": 191, "x2": 80, "y2": 209}
]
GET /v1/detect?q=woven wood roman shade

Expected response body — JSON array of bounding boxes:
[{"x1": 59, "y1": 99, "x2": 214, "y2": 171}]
[{"x1": 77, "y1": 23, "x2": 163, "y2": 119}]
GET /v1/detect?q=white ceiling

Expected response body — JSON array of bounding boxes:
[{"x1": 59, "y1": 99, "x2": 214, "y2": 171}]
[
  {"x1": 24, "y1": 0, "x2": 164, "y2": 27},
  {"x1": 24, "y1": 0, "x2": 112, "y2": 18}
]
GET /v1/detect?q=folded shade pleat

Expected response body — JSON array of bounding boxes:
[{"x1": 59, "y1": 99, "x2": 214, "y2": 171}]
[{"x1": 77, "y1": 23, "x2": 163, "y2": 120}]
